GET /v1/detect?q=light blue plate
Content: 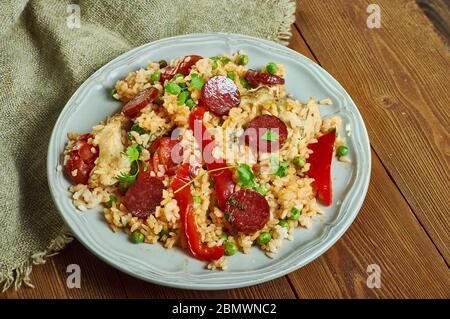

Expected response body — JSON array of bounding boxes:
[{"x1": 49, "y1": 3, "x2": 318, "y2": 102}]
[{"x1": 47, "y1": 33, "x2": 371, "y2": 290}]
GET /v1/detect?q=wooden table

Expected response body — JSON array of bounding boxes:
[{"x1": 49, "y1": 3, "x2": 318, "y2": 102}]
[{"x1": 3, "y1": 0, "x2": 449, "y2": 299}]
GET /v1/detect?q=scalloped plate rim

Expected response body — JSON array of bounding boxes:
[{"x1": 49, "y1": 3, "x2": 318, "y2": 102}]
[{"x1": 47, "y1": 32, "x2": 371, "y2": 290}]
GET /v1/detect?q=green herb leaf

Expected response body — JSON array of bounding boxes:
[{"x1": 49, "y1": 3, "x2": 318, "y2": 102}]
[
  {"x1": 173, "y1": 73, "x2": 184, "y2": 80},
  {"x1": 105, "y1": 195, "x2": 117, "y2": 208},
  {"x1": 237, "y1": 163, "x2": 256, "y2": 188},
  {"x1": 126, "y1": 145, "x2": 140, "y2": 162},
  {"x1": 262, "y1": 129, "x2": 279, "y2": 142},
  {"x1": 190, "y1": 73, "x2": 205, "y2": 90},
  {"x1": 177, "y1": 91, "x2": 190, "y2": 105},
  {"x1": 253, "y1": 184, "x2": 268, "y2": 196},
  {"x1": 186, "y1": 99, "x2": 196, "y2": 109},
  {"x1": 193, "y1": 196, "x2": 201, "y2": 204},
  {"x1": 165, "y1": 82, "x2": 181, "y2": 95},
  {"x1": 117, "y1": 172, "x2": 137, "y2": 189},
  {"x1": 270, "y1": 155, "x2": 289, "y2": 177},
  {"x1": 130, "y1": 123, "x2": 148, "y2": 135}
]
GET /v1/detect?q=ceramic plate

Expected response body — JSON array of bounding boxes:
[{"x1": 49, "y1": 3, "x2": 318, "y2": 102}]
[{"x1": 47, "y1": 33, "x2": 371, "y2": 290}]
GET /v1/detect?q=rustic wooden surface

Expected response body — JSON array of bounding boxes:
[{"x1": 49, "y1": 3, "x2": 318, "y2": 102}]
[{"x1": 2, "y1": 0, "x2": 449, "y2": 299}]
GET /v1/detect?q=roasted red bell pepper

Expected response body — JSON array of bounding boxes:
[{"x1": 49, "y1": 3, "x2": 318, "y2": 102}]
[
  {"x1": 306, "y1": 130, "x2": 336, "y2": 206},
  {"x1": 189, "y1": 106, "x2": 236, "y2": 211},
  {"x1": 171, "y1": 161, "x2": 225, "y2": 261}
]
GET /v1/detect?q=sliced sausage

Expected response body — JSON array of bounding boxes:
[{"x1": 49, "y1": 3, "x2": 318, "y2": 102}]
[
  {"x1": 160, "y1": 55, "x2": 203, "y2": 83},
  {"x1": 244, "y1": 115, "x2": 288, "y2": 153},
  {"x1": 245, "y1": 69, "x2": 285, "y2": 86},
  {"x1": 124, "y1": 174, "x2": 164, "y2": 218},
  {"x1": 65, "y1": 156, "x2": 93, "y2": 185},
  {"x1": 225, "y1": 189, "x2": 270, "y2": 234},
  {"x1": 157, "y1": 137, "x2": 183, "y2": 176},
  {"x1": 122, "y1": 87, "x2": 158, "y2": 117},
  {"x1": 65, "y1": 134, "x2": 98, "y2": 185},
  {"x1": 201, "y1": 75, "x2": 240, "y2": 116}
]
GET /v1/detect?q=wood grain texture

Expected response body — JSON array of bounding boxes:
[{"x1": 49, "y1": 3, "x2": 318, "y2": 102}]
[
  {"x1": 2, "y1": 2, "x2": 449, "y2": 299},
  {"x1": 287, "y1": 151, "x2": 450, "y2": 298},
  {"x1": 3, "y1": 241, "x2": 128, "y2": 299},
  {"x1": 119, "y1": 272, "x2": 296, "y2": 299},
  {"x1": 295, "y1": 0, "x2": 450, "y2": 263},
  {"x1": 2, "y1": 240, "x2": 296, "y2": 299},
  {"x1": 417, "y1": 0, "x2": 450, "y2": 46},
  {"x1": 288, "y1": 23, "x2": 450, "y2": 299}
]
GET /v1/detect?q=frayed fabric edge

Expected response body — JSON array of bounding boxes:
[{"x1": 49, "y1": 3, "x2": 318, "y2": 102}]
[
  {"x1": 0, "y1": 0, "x2": 295, "y2": 293},
  {"x1": 0, "y1": 227, "x2": 73, "y2": 292},
  {"x1": 274, "y1": 0, "x2": 297, "y2": 46}
]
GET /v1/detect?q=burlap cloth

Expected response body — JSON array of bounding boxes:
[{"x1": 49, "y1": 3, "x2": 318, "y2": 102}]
[{"x1": 0, "y1": 0, "x2": 295, "y2": 291}]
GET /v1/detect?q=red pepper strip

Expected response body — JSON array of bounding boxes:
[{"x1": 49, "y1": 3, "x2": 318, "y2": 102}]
[
  {"x1": 306, "y1": 130, "x2": 336, "y2": 206},
  {"x1": 189, "y1": 106, "x2": 236, "y2": 211},
  {"x1": 171, "y1": 161, "x2": 225, "y2": 261}
]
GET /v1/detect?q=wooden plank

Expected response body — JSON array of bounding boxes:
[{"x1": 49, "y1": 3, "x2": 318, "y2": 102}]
[
  {"x1": 295, "y1": 0, "x2": 450, "y2": 262},
  {"x1": 119, "y1": 273, "x2": 296, "y2": 299},
  {"x1": 3, "y1": 241, "x2": 128, "y2": 299},
  {"x1": 288, "y1": 151, "x2": 450, "y2": 298},
  {"x1": 115, "y1": 27, "x2": 313, "y2": 299},
  {"x1": 288, "y1": 20, "x2": 449, "y2": 298},
  {"x1": 417, "y1": 0, "x2": 450, "y2": 46}
]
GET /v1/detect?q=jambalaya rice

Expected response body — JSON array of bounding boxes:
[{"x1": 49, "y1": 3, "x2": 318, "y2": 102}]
[{"x1": 63, "y1": 52, "x2": 349, "y2": 270}]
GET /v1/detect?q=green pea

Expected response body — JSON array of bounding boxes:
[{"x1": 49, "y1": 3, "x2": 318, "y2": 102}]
[
  {"x1": 257, "y1": 232, "x2": 272, "y2": 245},
  {"x1": 165, "y1": 82, "x2": 181, "y2": 95},
  {"x1": 293, "y1": 156, "x2": 306, "y2": 168},
  {"x1": 210, "y1": 57, "x2": 218, "y2": 70},
  {"x1": 193, "y1": 195, "x2": 201, "y2": 204},
  {"x1": 130, "y1": 123, "x2": 147, "y2": 135},
  {"x1": 177, "y1": 91, "x2": 190, "y2": 105},
  {"x1": 190, "y1": 73, "x2": 205, "y2": 90},
  {"x1": 219, "y1": 233, "x2": 228, "y2": 242},
  {"x1": 104, "y1": 195, "x2": 117, "y2": 208},
  {"x1": 131, "y1": 231, "x2": 144, "y2": 243},
  {"x1": 158, "y1": 60, "x2": 168, "y2": 68},
  {"x1": 150, "y1": 71, "x2": 160, "y2": 83},
  {"x1": 227, "y1": 71, "x2": 236, "y2": 81},
  {"x1": 225, "y1": 242, "x2": 238, "y2": 256},
  {"x1": 337, "y1": 145, "x2": 349, "y2": 157},
  {"x1": 220, "y1": 56, "x2": 230, "y2": 65},
  {"x1": 186, "y1": 99, "x2": 196, "y2": 109},
  {"x1": 266, "y1": 62, "x2": 277, "y2": 75},
  {"x1": 240, "y1": 77, "x2": 249, "y2": 89},
  {"x1": 290, "y1": 207, "x2": 301, "y2": 220},
  {"x1": 279, "y1": 220, "x2": 289, "y2": 228},
  {"x1": 238, "y1": 54, "x2": 249, "y2": 65},
  {"x1": 173, "y1": 73, "x2": 184, "y2": 81}
]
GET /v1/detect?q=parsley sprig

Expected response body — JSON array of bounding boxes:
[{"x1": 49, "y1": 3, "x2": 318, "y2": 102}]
[
  {"x1": 236, "y1": 163, "x2": 268, "y2": 195},
  {"x1": 173, "y1": 165, "x2": 238, "y2": 194},
  {"x1": 270, "y1": 155, "x2": 289, "y2": 177},
  {"x1": 117, "y1": 144, "x2": 143, "y2": 191}
]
